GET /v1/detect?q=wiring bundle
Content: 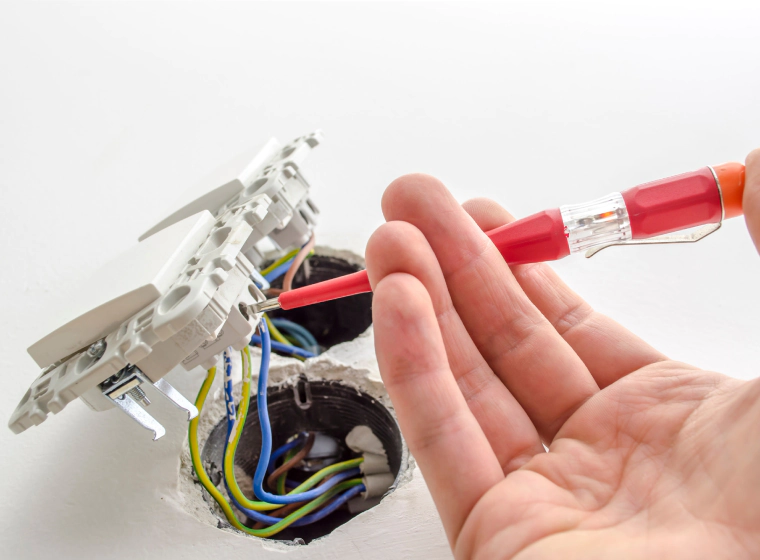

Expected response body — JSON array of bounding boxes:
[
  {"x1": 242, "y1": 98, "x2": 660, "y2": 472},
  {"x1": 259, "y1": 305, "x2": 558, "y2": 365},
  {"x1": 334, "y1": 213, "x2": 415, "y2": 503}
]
[
  {"x1": 9, "y1": 132, "x2": 392, "y2": 540},
  {"x1": 251, "y1": 236, "x2": 320, "y2": 361},
  {"x1": 188, "y1": 325, "x2": 365, "y2": 538},
  {"x1": 188, "y1": 236, "x2": 389, "y2": 538}
]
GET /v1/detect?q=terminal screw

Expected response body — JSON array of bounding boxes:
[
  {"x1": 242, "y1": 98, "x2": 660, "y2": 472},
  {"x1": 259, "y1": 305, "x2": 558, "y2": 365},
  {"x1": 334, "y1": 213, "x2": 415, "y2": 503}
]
[
  {"x1": 87, "y1": 339, "x2": 107, "y2": 361},
  {"x1": 127, "y1": 386, "x2": 151, "y2": 406}
]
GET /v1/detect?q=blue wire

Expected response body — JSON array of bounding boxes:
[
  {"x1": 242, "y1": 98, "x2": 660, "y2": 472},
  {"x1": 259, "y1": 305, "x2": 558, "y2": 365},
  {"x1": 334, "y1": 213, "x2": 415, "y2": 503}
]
[
  {"x1": 278, "y1": 329, "x2": 312, "y2": 352},
  {"x1": 227, "y1": 468, "x2": 364, "y2": 526},
  {"x1": 250, "y1": 334, "x2": 316, "y2": 359},
  {"x1": 268, "y1": 434, "x2": 307, "y2": 474},
  {"x1": 250, "y1": 269, "x2": 271, "y2": 291},
  {"x1": 269, "y1": 318, "x2": 319, "y2": 352},
  {"x1": 223, "y1": 350, "x2": 235, "y2": 439},
  {"x1": 222, "y1": 352, "x2": 304, "y2": 477},
  {"x1": 222, "y1": 327, "x2": 365, "y2": 527},
  {"x1": 263, "y1": 259, "x2": 294, "y2": 283},
  {"x1": 221, "y1": 343, "x2": 305, "y2": 506},
  {"x1": 294, "y1": 483, "x2": 365, "y2": 525},
  {"x1": 252, "y1": 322, "x2": 338, "y2": 504}
]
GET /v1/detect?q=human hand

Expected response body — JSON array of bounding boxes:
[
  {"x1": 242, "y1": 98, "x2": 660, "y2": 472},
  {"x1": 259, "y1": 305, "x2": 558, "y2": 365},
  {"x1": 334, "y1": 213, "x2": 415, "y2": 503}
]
[{"x1": 365, "y1": 149, "x2": 760, "y2": 559}]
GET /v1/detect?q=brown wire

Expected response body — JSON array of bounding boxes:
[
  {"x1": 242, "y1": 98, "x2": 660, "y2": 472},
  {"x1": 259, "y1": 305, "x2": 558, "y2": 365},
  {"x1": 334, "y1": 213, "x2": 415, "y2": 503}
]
[
  {"x1": 267, "y1": 432, "x2": 315, "y2": 491},
  {"x1": 252, "y1": 471, "x2": 340, "y2": 530},
  {"x1": 282, "y1": 232, "x2": 316, "y2": 292}
]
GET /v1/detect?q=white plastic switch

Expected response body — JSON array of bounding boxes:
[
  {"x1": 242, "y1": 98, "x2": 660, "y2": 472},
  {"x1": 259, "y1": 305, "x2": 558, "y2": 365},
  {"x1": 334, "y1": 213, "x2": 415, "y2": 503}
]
[
  {"x1": 10, "y1": 132, "x2": 324, "y2": 437},
  {"x1": 28, "y1": 211, "x2": 216, "y2": 369},
  {"x1": 139, "y1": 138, "x2": 282, "y2": 241}
]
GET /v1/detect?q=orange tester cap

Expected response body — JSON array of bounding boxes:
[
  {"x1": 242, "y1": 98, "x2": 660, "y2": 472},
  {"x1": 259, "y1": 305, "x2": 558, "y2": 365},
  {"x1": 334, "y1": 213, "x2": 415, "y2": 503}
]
[{"x1": 712, "y1": 162, "x2": 745, "y2": 219}]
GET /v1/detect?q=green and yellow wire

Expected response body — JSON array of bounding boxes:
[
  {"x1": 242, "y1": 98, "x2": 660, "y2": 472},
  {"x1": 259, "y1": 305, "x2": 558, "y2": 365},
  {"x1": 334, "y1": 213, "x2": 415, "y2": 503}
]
[
  {"x1": 264, "y1": 314, "x2": 292, "y2": 347},
  {"x1": 260, "y1": 248, "x2": 301, "y2": 277},
  {"x1": 223, "y1": 348, "x2": 363, "y2": 510},
  {"x1": 188, "y1": 347, "x2": 363, "y2": 536},
  {"x1": 260, "y1": 247, "x2": 316, "y2": 277}
]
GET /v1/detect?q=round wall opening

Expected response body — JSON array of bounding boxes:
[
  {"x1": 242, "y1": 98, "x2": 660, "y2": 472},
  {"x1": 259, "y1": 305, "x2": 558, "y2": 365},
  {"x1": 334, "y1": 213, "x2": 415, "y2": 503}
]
[
  {"x1": 200, "y1": 378, "x2": 404, "y2": 543},
  {"x1": 266, "y1": 253, "x2": 373, "y2": 349}
]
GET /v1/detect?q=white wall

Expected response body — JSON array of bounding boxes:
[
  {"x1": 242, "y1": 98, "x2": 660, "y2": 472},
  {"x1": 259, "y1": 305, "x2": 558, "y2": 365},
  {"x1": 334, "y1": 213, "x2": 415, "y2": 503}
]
[{"x1": 1, "y1": 1, "x2": 759, "y2": 558}]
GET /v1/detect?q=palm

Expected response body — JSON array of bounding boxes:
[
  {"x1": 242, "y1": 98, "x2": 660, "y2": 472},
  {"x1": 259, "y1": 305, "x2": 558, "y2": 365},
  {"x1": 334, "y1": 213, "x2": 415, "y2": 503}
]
[
  {"x1": 464, "y1": 363, "x2": 758, "y2": 559},
  {"x1": 364, "y1": 169, "x2": 760, "y2": 559}
]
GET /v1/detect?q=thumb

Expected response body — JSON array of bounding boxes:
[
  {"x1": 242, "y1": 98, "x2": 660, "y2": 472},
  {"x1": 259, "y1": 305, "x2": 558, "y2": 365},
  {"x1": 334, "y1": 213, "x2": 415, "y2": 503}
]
[{"x1": 744, "y1": 148, "x2": 760, "y2": 253}]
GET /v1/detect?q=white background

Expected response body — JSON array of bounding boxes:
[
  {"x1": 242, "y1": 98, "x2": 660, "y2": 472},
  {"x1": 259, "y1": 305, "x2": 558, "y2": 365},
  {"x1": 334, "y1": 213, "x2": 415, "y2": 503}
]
[{"x1": 1, "y1": 1, "x2": 759, "y2": 558}]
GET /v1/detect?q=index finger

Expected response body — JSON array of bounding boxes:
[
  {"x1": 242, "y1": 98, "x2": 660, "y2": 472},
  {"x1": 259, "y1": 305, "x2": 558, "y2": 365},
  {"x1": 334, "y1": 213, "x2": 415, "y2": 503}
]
[
  {"x1": 372, "y1": 272, "x2": 504, "y2": 546},
  {"x1": 463, "y1": 197, "x2": 666, "y2": 388},
  {"x1": 382, "y1": 174, "x2": 598, "y2": 439}
]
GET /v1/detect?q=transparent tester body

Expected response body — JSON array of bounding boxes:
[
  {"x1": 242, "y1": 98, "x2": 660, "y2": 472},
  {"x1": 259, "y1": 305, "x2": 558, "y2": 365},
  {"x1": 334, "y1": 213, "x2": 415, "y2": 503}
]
[{"x1": 560, "y1": 192, "x2": 632, "y2": 254}]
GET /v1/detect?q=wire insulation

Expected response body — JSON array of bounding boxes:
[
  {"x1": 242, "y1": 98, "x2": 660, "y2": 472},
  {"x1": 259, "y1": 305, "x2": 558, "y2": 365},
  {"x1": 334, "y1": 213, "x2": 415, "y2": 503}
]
[
  {"x1": 188, "y1": 367, "x2": 363, "y2": 536},
  {"x1": 270, "y1": 318, "x2": 319, "y2": 352},
  {"x1": 264, "y1": 315, "x2": 292, "y2": 347},
  {"x1": 230, "y1": 468, "x2": 363, "y2": 526},
  {"x1": 282, "y1": 233, "x2": 316, "y2": 292},
  {"x1": 260, "y1": 248, "x2": 301, "y2": 277},
  {"x1": 223, "y1": 324, "x2": 363, "y2": 510},
  {"x1": 250, "y1": 320, "x2": 364, "y2": 504},
  {"x1": 268, "y1": 432, "x2": 315, "y2": 491},
  {"x1": 189, "y1": 319, "x2": 368, "y2": 535},
  {"x1": 268, "y1": 434, "x2": 306, "y2": 474},
  {"x1": 263, "y1": 260, "x2": 295, "y2": 283},
  {"x1": 250, "y1": 334, "x2": 316, "y2": 359},
  {"x1": 252, "y1": 473, "x2": 364, "y2": 529}
]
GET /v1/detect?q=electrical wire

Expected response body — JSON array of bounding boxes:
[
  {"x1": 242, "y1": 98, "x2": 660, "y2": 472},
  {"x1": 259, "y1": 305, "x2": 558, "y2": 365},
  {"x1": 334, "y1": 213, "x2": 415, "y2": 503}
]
[
  {"x1": 294, "y1": 483, "x2": 364, "y2": 524},
  {"x1": 264, "y1": 314, "x2": 293, "y2": 347},
  {"x1": 270, "y1": 318, "x2": 318, "y2": 349},
  {"x1": 282, "y1": 233, "x2": 316, "y2": 292},
  {"x1": 230, "y1": 468, "x2": 363, "y2": 527},
  {"x1": 276, "y1": 447, "x2": 296, "y2": 495},
  {"x1": 263, "y1": 259, "x2": 295, "y2": 283},
  {"x1": 220, "y1": 349, "x2": 365, "y2": 527},
  {"x1": 260, "y1": 236, "x2": 320, "y2": 358},
  {"x1": 250, "y1": 334, "x2": 316, "y2": 359},
  {"x1": 269, "y1": 318, "x2": 319, "y2": 352},
  {"x1": 257, "y1": 470, "x2": 339, "y2": 526},
  {"x1": 268, "y1": 434, "x2": 306, "y2": 474},
  {"x1": 268, "y1": 432, "x2": 315, "y2": 492},
  {"x1": 252, "y1": 471, "x2": 364, "y2": 529},
  {"x1": 250, "y1": 320, "x2": 363, "y2": 505},
  {"x1": 260, "y1": 248, "x2": 301, "y2": 277},
  {"x1": 281, "y1": 329, "x2": 311, "y2": 351},
  {"x1": 260, "y1": 247, "x2": 316, "y2": 282},
  {"x1": 191, "y1": 323, "x2": 366, "y2": 533},
  {"x1": 220, "y1": 351, "x2": 344, "y2": 525},
  {"x1": 225, "y1": 321, "x2": 363, "y2": 507},
  {"x1": 223, "y1": 350, "x2": 236, "y2": 438},
  {"x1": 188, "y1": 365, "x2": 363, "y2": 537}
]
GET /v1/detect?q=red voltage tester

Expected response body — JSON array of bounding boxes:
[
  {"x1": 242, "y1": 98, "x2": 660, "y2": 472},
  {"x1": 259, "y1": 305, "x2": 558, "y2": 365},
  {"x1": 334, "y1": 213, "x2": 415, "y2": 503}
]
[{"x1": 251, "y1": 162, "x2": 746, "y2": 314}]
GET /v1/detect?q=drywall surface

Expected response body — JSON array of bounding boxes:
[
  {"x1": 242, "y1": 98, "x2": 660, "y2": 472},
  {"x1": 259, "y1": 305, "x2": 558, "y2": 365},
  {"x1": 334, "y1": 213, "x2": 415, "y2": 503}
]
[
  {"x1": 2, "y1": 327, "x2": 451, "y2": 559},
  {"x1": 2, "y1": 1, "x2": 760, "y2": 559}
]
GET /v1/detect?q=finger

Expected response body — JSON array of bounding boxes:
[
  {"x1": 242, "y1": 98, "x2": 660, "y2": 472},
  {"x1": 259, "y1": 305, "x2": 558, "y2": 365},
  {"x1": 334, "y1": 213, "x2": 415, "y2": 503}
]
[
  {"x1": 382, "y1": 174, "x2": 598, "y2": 439},
  {"x1": 366, "y1": 222, "x2": 543, "y2": 472},
  {"x1": 462, "y1": 197, "x2": 666, "y2": 388},
  {"x1": 745, "y1": 148, "x2": 760, "y2": 252},
  {"x1": 372, "y1": 272, "x2": 504, "y2": 544}
]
